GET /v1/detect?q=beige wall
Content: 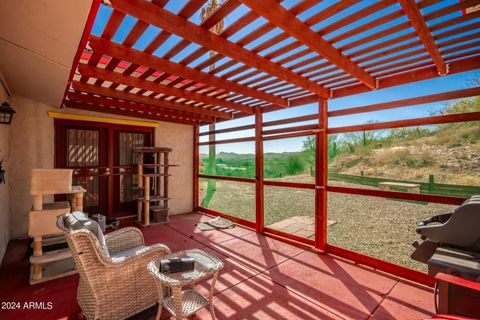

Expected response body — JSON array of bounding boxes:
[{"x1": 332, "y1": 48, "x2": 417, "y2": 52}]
[
  {"x1": 9, "y1": 95, "x2": 194, "y2": 239},
  {"x1": 155, "y1": 122, "x2": 193, "y2": 214},
  {"x1": 0, "y1": 124, "x2": 10, "y2": 263}
]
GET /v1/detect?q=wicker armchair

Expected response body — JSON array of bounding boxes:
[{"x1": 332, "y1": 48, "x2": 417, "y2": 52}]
[{"x1": 57, "y1": 214, "x2": 171, "y2": 320}]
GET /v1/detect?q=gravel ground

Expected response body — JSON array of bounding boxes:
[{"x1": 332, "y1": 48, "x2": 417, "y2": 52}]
[{"x1": 199, "y1": 178, "x2": 456, "y2": 271}]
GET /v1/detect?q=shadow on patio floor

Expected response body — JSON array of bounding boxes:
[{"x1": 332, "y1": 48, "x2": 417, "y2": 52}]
[{"x1": 0, "y1": 212, "x2": 434, "y2": 320}]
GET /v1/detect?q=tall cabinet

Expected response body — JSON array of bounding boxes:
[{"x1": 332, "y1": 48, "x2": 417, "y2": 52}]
[{"x1": 134, "y1": 147, "x2": 176, "y2": 226}]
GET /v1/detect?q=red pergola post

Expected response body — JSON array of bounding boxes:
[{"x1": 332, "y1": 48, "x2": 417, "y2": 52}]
[
  {"x1": 193, "y1": 125, "x2": 199, "y2": 212},
  {"x1": 315, "y1": 97, "x2": 328, "y2": 251},
  {"x1": 255, "y1": 107, "x2": 264, "y2": 233}
]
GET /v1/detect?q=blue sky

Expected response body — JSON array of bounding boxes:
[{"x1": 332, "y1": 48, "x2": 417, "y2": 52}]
[{"x1": 90, "y1": 1, "x2": 479, "y2": 154}]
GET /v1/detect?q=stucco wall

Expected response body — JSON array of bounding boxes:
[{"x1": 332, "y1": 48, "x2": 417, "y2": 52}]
[
  {"x1": 0, "y1": 124, "x2": 10, "y2": 264},
  {"x1": 9, "y1": 95, "x2": 194, "y2": 239},
  {"x1": 155, "y1": 122, "x2": 193, "y2": 214}
]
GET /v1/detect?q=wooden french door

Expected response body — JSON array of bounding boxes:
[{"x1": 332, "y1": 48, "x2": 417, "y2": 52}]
[{"x1": 55, "y1": 120, "x2": 153, "y2": 218}]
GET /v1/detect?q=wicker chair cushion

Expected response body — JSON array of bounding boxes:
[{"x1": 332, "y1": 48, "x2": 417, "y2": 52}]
[
  {"x1": 64, "y1": 212, "x2": 110, "y2": 258},
  {"x1": 109, "y1": 245, "x2": 147, "y2": 262}
]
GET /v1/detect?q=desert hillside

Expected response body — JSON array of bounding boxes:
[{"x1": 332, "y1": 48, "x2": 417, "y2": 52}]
[{"x1": 329, "y1": 124, "x2": 480, "y2": 185}]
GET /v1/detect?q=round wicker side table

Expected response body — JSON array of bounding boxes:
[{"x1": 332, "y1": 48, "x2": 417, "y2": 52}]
[{"x1": 148, "y1": 249, "x2": 224, "y2": 320}]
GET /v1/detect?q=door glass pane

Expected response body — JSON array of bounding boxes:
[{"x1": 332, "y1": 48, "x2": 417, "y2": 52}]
[
  {"x1": 67, "y1": 129, "x2": 99, "y2": 166},
  {"x1": 119, "y1": 132, "x2": 145, "y2": 203},
  {"x1": 67, "y1": 129, "x2": 99, "y2": 207}
]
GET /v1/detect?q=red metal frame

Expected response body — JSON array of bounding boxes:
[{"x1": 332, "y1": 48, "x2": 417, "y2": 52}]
[
  {"x1": 255, "y1": 107, "x2": 265, "y2": 234},
  {"x1": 325, "y1": 244, "x2": 435, "y2": 287},
  {"x1": 264, "y1": 227, "x2": 315, "y2": 246},
  {"x1": 315, "y1": 98, "x2": 328, "y2": 251},
  {"x1": 193, "y1": 90, "x2": 478, "y2": 288},
  {"x1": 54, "y1": 119, "x2": 153, "y2": 218},
  {"x1": 262, "y1": 130, "x2": 318, "y2": 141},
  {"x1": 197, "y1": 207, "x2": 256, "y2": 230},
  {"x1": 435, "y1": 273, "x2": 480, "y2": 292},
  {"x1": 327, "y1": 186, "x2": 465, "y2": 205},
  {"x1": 198, "y1": 136, "x2": 256, "y2": 145},
  {"x1": 263, "y1": 229, "x2": 315, "y2": 251},
  {"x1": 193, "y1": 125, "x2": 199, "y2": 212},
  {"x1": 198, "y1": 174, "x2": 255, "y2": 184},
  {"x1": 264, "y1": 180, "x2": 315, "y2": 189}
]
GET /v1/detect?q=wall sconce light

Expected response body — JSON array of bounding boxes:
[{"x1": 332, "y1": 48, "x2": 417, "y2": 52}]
[{"x1": 0, "y1": 102, "x2": 15, "y2": 124}]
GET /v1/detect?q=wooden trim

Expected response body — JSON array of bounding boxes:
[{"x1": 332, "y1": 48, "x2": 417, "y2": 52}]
[
  {"x1": 329, "y1": 87, "x2": 480, "y2": 117},
  {"x1": 110, "y1": 0, "x2": 329, "y2": 98},
  {"x1": 198, "y1": 174, "x2": 255, "y2": 184},
  {"x1": 328, "y1": 111, "x2": 480, "y2": 134},
  {"x1": 197, "y1": 207, "x2": 256, "y2": 229},
  {"x1": 238, "y1": 0, "x2": 376, "y2": 89},
  {"x1": 326, "y1": 186, "x2": 465, "y2": 205},
  {"x1": 255, "y1": 107, "x2": 265, "y2": 234},
  {"x1": 325, "y1": 244, "x2": 435, "y2": 287},
  {"x1": 47, "y1": 112, "x2": 160, "y2": 128}
]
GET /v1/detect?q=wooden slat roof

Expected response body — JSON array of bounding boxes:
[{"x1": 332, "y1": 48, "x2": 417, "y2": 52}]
[{"x1": 64, "y1": 0, "x2": 480, "y2": 125}]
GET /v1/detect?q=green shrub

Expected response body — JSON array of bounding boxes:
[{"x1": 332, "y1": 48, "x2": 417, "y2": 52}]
[{"x1": 284, "y1": 154, "x2": 305, "y2": 175}]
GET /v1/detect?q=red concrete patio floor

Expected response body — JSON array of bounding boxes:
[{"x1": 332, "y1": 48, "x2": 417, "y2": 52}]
[{"x1": 0, "y1": 212, "x2": 435, "y2": 320}]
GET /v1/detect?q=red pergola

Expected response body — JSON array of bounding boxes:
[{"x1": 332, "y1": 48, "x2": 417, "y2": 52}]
[{"x1": 62, "y1": 0, "x2": 480, "y2": 286}]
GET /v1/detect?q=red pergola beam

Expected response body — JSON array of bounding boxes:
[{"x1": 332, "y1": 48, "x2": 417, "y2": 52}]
[
  {"x1": 78, "y1": 64, "x2": 254, "y2": 114},
  {"x1": 329, "y1": 87, "x2": 480, "y2": 117},
  {"x1": 109, "y1": 0, "x2": 330, "y2": 99},
  {"x1": 399, "y1": 0, "x2": 447, "y2": 75},
  {"x1": 89, "y1": 36, "x2": 288, "y2": 108},
  {"x1": 329, "y1": 111, "x2": 480, "y2": 134},
  {"x1": 67, "y1": 92, "x2": 214, "y2": 123},
  {"x1": 72, "y1": 81, "x2": 232, "y2": 120},
  {"x1": 198, "y1": 136, "x2": 256, "y2": 145},
  {"x1": 65, "y1": 101, "x2": 198, "y2": 126},
  {"x1": 287, "y1": 55, "x2": 480, "y2": 107},
  {"x1": 60, "y1": 0, "x2": 101, "y2": 107},
  {"x1": 238, "y1": 0, "x2": 376, "y2": 90}
]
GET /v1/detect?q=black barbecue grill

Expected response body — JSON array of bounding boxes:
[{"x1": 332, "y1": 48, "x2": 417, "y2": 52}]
[{"x1": 411, "y1": 195, "x2": 480, "y2": 317}]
